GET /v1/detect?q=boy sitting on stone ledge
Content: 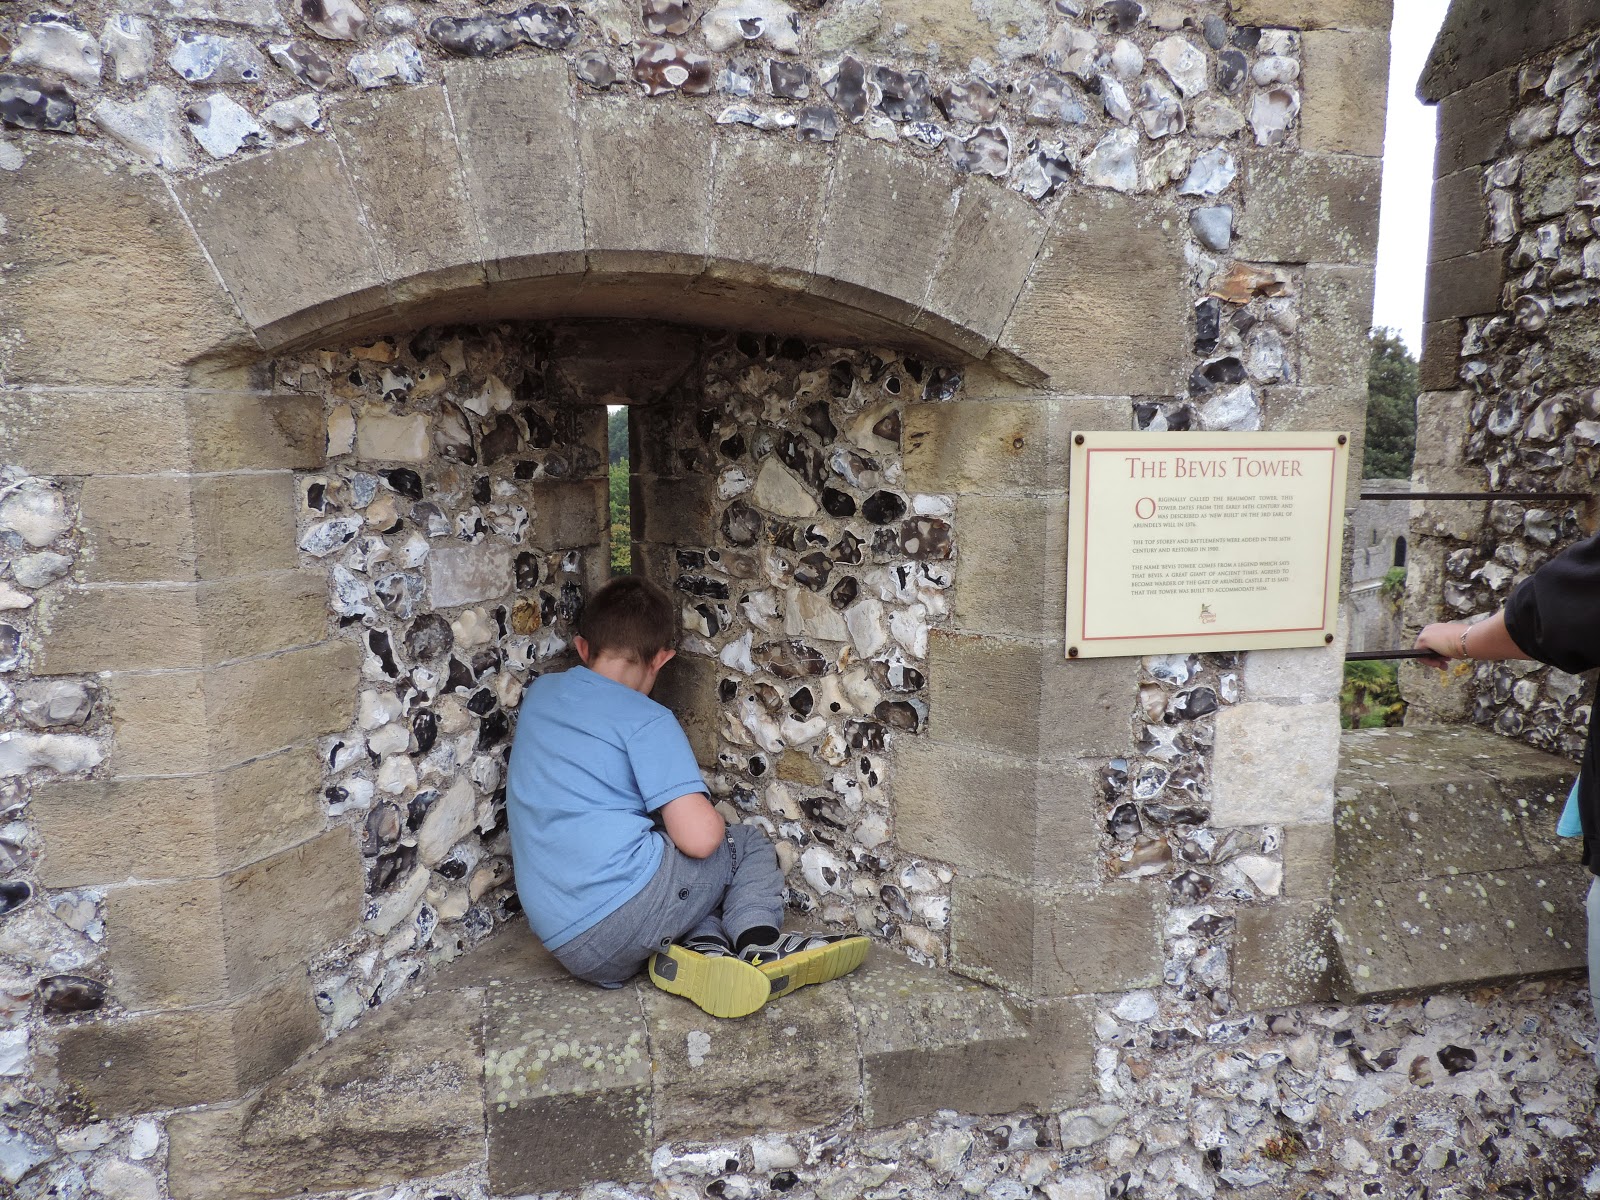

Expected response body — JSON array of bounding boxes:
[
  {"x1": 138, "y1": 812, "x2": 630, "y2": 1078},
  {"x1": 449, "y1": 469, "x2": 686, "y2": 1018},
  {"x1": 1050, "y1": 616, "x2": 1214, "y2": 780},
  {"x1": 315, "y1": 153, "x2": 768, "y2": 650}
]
[{"x1": 506, "y1": 575, "x2": 867, "y2": 1018}]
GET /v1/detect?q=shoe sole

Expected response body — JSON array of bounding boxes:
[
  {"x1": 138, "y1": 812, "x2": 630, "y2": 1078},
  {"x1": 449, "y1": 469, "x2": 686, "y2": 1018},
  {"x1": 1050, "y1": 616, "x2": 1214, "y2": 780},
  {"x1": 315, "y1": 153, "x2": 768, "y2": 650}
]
[
  {"x1": 648, "y1": 945, "x2": 771, "y2": 1019},
  {"x1": 753, "y1": 937, "x2": 870, "y2": 1000}
]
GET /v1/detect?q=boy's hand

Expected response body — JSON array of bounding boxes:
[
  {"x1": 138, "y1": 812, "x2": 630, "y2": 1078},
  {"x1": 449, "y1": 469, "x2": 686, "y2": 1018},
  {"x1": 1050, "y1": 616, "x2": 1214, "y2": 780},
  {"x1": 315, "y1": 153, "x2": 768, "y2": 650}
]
[{"x1": 661, "y1": 792, "x2": 726, "y2": 859}]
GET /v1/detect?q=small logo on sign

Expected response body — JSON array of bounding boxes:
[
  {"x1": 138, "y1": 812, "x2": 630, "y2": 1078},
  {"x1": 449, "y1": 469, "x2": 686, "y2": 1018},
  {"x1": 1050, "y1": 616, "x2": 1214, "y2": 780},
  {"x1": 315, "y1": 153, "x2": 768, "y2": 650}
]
[{"x1": 1199, "y1": 604, "x2": 1217, "y2": 625}]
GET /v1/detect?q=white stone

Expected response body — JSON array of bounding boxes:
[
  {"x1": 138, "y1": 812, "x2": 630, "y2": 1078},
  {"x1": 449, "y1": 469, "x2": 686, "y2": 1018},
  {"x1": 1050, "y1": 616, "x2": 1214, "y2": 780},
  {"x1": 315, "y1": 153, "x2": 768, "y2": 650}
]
[
  {"x1": 720, "y1": 631, "x2": 757, "y2": 674},
  {"x1": 751, "y1": 457, "x2": 819, "y2": 518},
  {"x1": 11, "y1": 16, "x2": 103, "y2": 86},
  {"x1": 1042, "y1": 1177, "x2": 1108, "y2": 1200},
  {"x1": 1138, "y1": 77, "x2": 1185, "y2": 138},
  {"x1": 1248, "y1": 86, "x2": 1300, "y2": 147},
  {"x1": 1141, "y1": 140, "x2": 1191, "y2": 190},
  {"x1": 418, "y1": 779, "x2": 476, "y2": 865},
  {"x1": 1190, "y1": 96, "x2": 1244, "y2": 138},
  {"x1": 1098, "y1": 73, "x2": 1133, "y2": 124},
  {"x1": 844, "y1": 596, "x2": 887, "y2": 658},
  {"x1": 781, "y1": 714, "x2": 828, "y2": 745},
  {"x1": 101, "y1": 14, "x2": 156, "y2": 84},
  {"x1": 749, "y1": 1137, "x2": 800, "y2": 1174},
  {"x1": 1243, "y1": 641, "x2": 1343, "y2": 703},
  {"x1": 0, "y1": 484, "x2": 71, "y2": 548},
  {"x1": 784, "y1": 589, "x2": 849, "y2": 642},
  {"x1": 17, "y1": 680, "x2": 94, "y2": 728},
  {"x1": 702, "y1": 0, "x2": 801, "y2": 53},
  {"x1": 1251, "y1": 54, "x2": 1300, "y2": 86},
  {"x1": 168, "y1": 31, "x2": 266, "y2": 83},
  {"x1": 0, "y1": 1125, "x2": 52, "y2": 1186},
  {"x1": 377, "y1": 754, "x2": 417, "y2": 794},
  {"x1": 374, "y1": 2, "x2": 415, "y2": 31},
  {"x1": 1112, "y1": 991, "x2": 1159, "y2": 1022},
  {"x1": 0, "y1": 584, "x2": 31, "y2": 611},
  {"x1": 889, "y1": 604, "x2": 928, "y2": 658},
  {"x1": 801, "y1": 845, "x2": 847, "y2": 894},
  {"x1": 0, "y1": 733, "x2": 102, "y2": 777},
  {"x1": 1108, "y1": 37, "x2": 1142, "y2": 79},
  {"x1": 187, "y1": 91, "x2": 264, "y2": 159},
  {"x1": 1152, "y1": 35, "x2": 1207, "y2": 96},
  {"x1": 0, "y1": 145, "x2": 22, "y2": 171},
  {"x1": 428, "y1": 544, "x2": 513, "y2": 608},
  {"x1": 1234, "y1": 854, "x2": 1283, "y2": 895},
  {"x1": 57, "y1": 1123, "x2": 114, "y2": 1152},
  {"x1": 1179, "y1": 146, "x2": 1236, "y2": 196},
  {"x1": 299, "y1": 517, "x2": 362, "y2": 557},
  {"x1": 0, "y1": 1028, "x2": 25, "y2": 1075},
  {"x1": 356, "y1": 412, "x2": 430, "y2": 461},
  {"x1": 93, "y1": 86, "x2": 194, "y2": 169},
  {"x1": 451, "y1": 608, "x2": 497, "y2": 648},
  {"x1": 304, "y1": 0, "x2": 368, "y2": 39},
  {"x1": 348, "y1": 37, "x2": 425, "y2": 88},
  {"x1": 1197, "y1": 382, "x2": 1260, "y2": 431},
  {"x1": 1081, "y1": 128, "x2": 1139, "y2": 193},
  {"x1": 1058, "y1": 1106, "x2": 1127, "y2": 1149},
  {"x1": 261, "y1": 93, "x2": 322, "y2": 132},
  {"x1": 129, "y1": 0, "x2": 288, "y2": 29},
  {"x1": 1210, "y1": 702, "x2": 1339, "y2": 826},
  {"x1": 358, "y1": 689, "x2": 403, "y2": 729}
]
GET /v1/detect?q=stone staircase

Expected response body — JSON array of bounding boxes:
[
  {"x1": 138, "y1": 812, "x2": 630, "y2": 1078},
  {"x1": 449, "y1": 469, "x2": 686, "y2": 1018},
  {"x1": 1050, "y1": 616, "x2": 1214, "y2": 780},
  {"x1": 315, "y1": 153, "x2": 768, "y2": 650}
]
[
  {"x1": 1334, "y1": 725, "x2": 1590, "y2": 999},
  {"x1": 163, "y1": 927, "x2": 1092, "y2": 1200}
]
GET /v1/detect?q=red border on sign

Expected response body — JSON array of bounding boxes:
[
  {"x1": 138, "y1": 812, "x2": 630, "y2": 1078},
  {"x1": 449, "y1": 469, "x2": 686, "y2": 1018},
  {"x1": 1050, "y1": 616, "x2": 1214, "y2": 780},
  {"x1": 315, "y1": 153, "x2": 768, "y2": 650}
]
[{"x1": 1078, "y1": 445, "x2": 1338, "y2": 642}]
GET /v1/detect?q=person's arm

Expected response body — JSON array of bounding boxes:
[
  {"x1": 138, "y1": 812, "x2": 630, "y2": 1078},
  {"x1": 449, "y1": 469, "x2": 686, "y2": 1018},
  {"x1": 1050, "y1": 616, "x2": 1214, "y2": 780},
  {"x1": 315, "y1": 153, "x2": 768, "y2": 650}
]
[
  {"x1": 659, "y1": 792, "x2": 726, "y2": 859},
  {"x1": 1414, "y1": 610, "x2": 1529, "y2": 666}
]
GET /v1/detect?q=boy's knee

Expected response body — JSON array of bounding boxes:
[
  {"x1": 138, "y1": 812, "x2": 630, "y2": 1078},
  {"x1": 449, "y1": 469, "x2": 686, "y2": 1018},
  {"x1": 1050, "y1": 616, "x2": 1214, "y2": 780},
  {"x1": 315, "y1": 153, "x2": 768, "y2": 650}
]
[{"x1": 727, "y1": 822, "x2": 774, "y2": 853}]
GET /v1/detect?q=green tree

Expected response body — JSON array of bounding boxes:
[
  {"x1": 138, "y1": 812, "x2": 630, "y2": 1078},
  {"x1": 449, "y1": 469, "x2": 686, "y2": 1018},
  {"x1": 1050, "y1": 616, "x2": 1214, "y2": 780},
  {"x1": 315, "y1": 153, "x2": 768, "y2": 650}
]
[
  {"x1": 609, "y1": 457, "x2": 631, "y2": 574},
  {"x1": 1364, "y1": 329, "x2": 1419, "y2": 479},
  {"x1": 607, "y1": 407, "x2": 628, "y2": 465}
]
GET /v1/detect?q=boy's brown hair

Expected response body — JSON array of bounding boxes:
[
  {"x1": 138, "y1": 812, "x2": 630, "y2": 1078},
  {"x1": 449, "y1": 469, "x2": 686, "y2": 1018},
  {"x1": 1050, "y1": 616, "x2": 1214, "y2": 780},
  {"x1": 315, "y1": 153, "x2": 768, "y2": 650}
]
[{"x1": 577, "y1": 575, "x2": 678, "y2": 663}]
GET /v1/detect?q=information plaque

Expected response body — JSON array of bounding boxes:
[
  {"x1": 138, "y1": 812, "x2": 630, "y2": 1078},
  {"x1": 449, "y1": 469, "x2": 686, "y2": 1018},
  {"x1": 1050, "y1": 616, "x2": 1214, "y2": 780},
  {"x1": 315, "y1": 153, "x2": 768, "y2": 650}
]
[{"x1": 1065, "y1": 431, "x2": 1350, "y2": 659}]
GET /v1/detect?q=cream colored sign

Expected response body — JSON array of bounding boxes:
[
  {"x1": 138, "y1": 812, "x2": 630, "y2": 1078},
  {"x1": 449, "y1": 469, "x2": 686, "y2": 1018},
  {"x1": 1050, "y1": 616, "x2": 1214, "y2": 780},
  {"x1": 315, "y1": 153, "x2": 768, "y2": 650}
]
[{"x1": 1065, "y1": 432, "x2": 1350, "y2": 659}]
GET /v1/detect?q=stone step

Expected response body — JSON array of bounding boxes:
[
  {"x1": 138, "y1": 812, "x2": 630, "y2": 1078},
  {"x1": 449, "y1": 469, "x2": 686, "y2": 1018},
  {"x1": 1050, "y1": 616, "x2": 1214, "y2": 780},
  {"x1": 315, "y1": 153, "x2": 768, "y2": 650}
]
[
  {"x1": 1333, "y1": 725, "x2": 1589, "y2": 1000},
  {"x1": 165, "y1": 926, "x2": 1089, "y2": 1200}
]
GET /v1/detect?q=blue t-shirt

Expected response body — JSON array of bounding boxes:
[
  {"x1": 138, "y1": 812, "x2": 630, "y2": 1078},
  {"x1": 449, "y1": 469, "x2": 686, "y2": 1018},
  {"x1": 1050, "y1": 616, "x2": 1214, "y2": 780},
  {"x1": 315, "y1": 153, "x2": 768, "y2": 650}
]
[{"x1": 506, "y1": 666, "x2": 707, "y2": 950}]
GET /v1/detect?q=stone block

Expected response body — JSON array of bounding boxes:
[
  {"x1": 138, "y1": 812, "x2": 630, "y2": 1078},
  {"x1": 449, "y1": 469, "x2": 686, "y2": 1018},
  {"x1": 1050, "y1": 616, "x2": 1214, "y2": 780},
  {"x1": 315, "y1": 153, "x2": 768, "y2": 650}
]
[
  {"x1": 445, "y1": 56, "x2": 583, "y2": 279},
  {"x1": 644, "y1": 979, "x2": 858, "y2": 1143},
  {"x1": 898, "y1": 739, "x2": 1042, "y2": 880},
  {"x1": 56, "y1": 975, "x2": 320, "y2": 1117},
  {"x1": 632, "y1": 474, "x2": 720, "y2": 547},
  {"x1": 708, "y1": 132, "x2": 831, "y2": 279},
  {"x1": 1211, "y1": 702, "x2": 1340, "y2": 826},
  {"x1": 1418, "y1": 319, "x2": 1464, "y2": 391},
  {"x1": 166, "y1": 988, "x2": 486, "y2": 1200},
  {"x1": 1419, "y1": 0, "x2": 1600, "y2": 103},
  {"x1": 952, "y1": 492, "x2": 1066, "y2": 639},
  {"x1": 104, "y1": 877, "x2": 228, "y2": 1009},
  {"x1": 651, "y1": 651, "x2": 722, "y2": 767},
  {"x1": 872, "y1": 0, "x2": 1046, "y2": 62},
  {"x1": 429, "y1": 543, "x2": 515, "y2": 608},
  {"x1": 901, "y1": 400, "x2": 1050, "y2": 494},
  {"x1": 926, "y1": 631, "x2": 1046, "y2": 758},
  {"x1": 1283, "y1": 822, "x2": 1335, "y2": 900},
  {"x1": 952, "y1": 875, "x2": 1165, "y2": 998},
  {"x1": 525, "y1": 478, "x2": 609, "y2": 549},
  {"x1": 1411, "y1": 391, "x2": 1472, "y2": 469},
  {"x1": 579, "y1": 100, "x2": 713, "y2": 272},
  {"x1": 1521, "y1": 136, "x2": 1583, "y2": 221},
  {"x1": 813, "y1": 139, "x2": 953, "y2": 328},
  {"x1": 426, "y1": 919, "x2": 567, "y2": 991},
  {"x1": 847, "y1": 952, "x2": 1033, "y2": 1127},
  {"x1": 1410, "y1": 464, "x2": 1491, "y2": 541},
  {"x1": 1233, "y1": 152, "x2": 1382, "y2": 265},
  {"x1": 1301, "y1": 29, "x2": 1390, "y2": 157},
  {"x1": 1300, "y1": 266, "x2": 1376, "y2": 390},
  {"x1": 0, "y1": 142, "x2": 249, "y2": 387},
  {"x1": 106, "y1": 640, "x2": 358, "y2": 775},
  {"x1": 1018, "y1": 996, "x2": 1098, "y2": 1109},
  {"x1": 1226, "y1": 0, "x2": 1392, "y2": 28},
  {"x1": 1233, "y1": 901, "x2": 1335, "y2": 1010},
  {"x1": 175, "y1": 136, "x2": 384, "y2": 333},
  {"x1": 332, "y1": 84, "x2": 480, "y2": 290},
  {"x1": 1434, "y1": 69, "x2": 1513, "y2": 178},
  {"x1": 1243, "y1": 643, "x2": 1343, "y2": 703},
  {"x1": 356, "y1": 412, "x2": 430, "y2": 462},
  {"x1": 1428, "y1": 169, "x2": 1488, "y2": 264},
  {"x1": 917, "y1": 183, "x2": 1049, "y2": 350},
  {"x1": 486, "y1": 979, "x2": 652, "y2": 1193},
  {"x1": 33, "y1": 746, "x2": 324, "y2": 887},
  {"x1": 1423, "y1": 249, "x2": 1504, "y2": 323},
  {"x1": 998, "y1": 192, "x2": 1190, "y2": 394}
]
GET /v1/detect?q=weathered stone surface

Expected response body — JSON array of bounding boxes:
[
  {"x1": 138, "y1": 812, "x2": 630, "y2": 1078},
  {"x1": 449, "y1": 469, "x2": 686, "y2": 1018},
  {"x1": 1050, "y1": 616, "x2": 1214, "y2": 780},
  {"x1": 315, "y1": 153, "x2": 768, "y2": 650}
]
[
  {"x1": 1427, "y1": 168, "x2": 1488, "y2": 264},
  {"x1": 1434, "y1": 68, "x2": 1512, "y2": 178},
  {"x1": 1242, "y1": 643, "x2": 1343, "y2": 704},
  {"x1": 952, "y1": 492, "x2": 1065, "y2": 639},
  {"x1": 1233, "y1": 152, "x2": 1382, "y2": 265},
  {"x1": 428, "y1": 543, "x2": 515, "y2": 607},
  {"x1": 1420, "y1": 0, "x2": 1600, "y2": 102},
  {"x1": 917, "y1": 183, "x2": 1048, "y2": 350},
  {"x1": 1000, "y1": 193, "x2": 1189, "y2": 394},
  {"x1": 1212, "y1": 702, "x2": 1340, "y2": 826},
  {"x1": 1301, "y1": 266, "x2": 1377, "y2": 390},
  {"x1": 708, "y1": 132, "x2": 831, "y2": 278},
  {"x1": 1234, "y1": 900, "x2": 1335, "y2": 1010},
  {"x1": 580, "y1": 100, "x2": 714, "y2": 270},
  {"x1": 1283, "y1": 821, "x2": 1335, "y2": 900},
  {"x1": 1300, "y1": 29, "x2": 1389, "y2": 157},
  {"x1": 0, "y1": 143, "x2": 249, "y2": 385},
  {"x1": 1418, "y1": 318, "x2": 1464, "y2": 391},
  {"x1": 486, "y1": 979, "x2": 652, "y2": 1193},
  {"x1": 901, "y1": 400, "x2": 1049, "y2": 494},
  {"x1": 633, "y1": 475, "x2": 719, "y2": 546},
  {"x1": 33, "y1": 747, "x2": 324, "y2": 886},
  {"x1": 167, "y1": 988, "x2": 486, "y2": 1200},
  {"x1": 1422, "y1": 248, "x2": 1504, "y2": 323},
  {"x1": 1226, "y1": 0, "x2": 1392, "y2": 28}
]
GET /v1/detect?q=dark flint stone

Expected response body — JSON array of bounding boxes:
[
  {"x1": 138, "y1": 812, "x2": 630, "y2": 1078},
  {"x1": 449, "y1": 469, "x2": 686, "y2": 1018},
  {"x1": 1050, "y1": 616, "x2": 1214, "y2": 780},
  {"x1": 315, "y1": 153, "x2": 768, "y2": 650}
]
[
  {"x1": 643, "y1": 0, "x2": 692, "y2": 35},
  {"x1": 768, "y1": 60, "x2": 811, "y2": 99},
  {"x1": 677, "y1": 574, "x2": 731, "y2": 600},
  {"x1": 1144, "y1": 802, "x2": 1210, "y2": 827},
  {"x1": 1169, "y1": 687, "x2": 1218, "y2": 721},
  {"x1": 694, "y1": 602, "x2": 724, "y2": 636},
  {"x1": 1188, "y1": 912, "x2": 1232, "y2": 938},
  {"x1": 269, "y1": 41, "x2": 335, "y2": 88},
  {"x1": 0, "y1": 880, "x2": 33, "y2": 915},
  {"x1": 540, "y1": 590, "x2": 557, "y2": 626},
  {"x1": 1217, "y1": 49, "x2": 1248, "y2": 94},
  {"x1": 471, "y1": 647, "x2": 502, "y2": 678},
  {"x1": 923, "y1": 367, "x2": 962, "y2": 401},
  {"x1": 803, "y1": 524, "x2": 830, "y2": 547},
  {"x1": 778, "y1": 432, "x2": 824, "y2": 486},
  {"x1": 479, "y1": 710, "x2": 510, "y2": 748},
  {"x1": 437, "y1": 856, "x2": 468, "y2": 882},
  {"x1": 1103, "y1": 759, "x2": 1129, "y2": 798},
  {"x1": 510, "y1": 2, "x2": 580, "y2": 47},
  {"x1": 514, "y1": 551, "x2": 539, "y2": 591},
  {"x1": 364, "y1": 804, "x2": 403, "y2": 855},
  {"x1": 1201, "y1": 14, "x2": 1227, "y2": 48},
  {"x1": 368, "y1": 846, "x2": 415, "y2": 893},
  {"x1": 872, "y1": 410, "x2": 901, "y2": 446},
  {"x1": 1170, "y1": 869, "x2": 1212, "y2": 902},
  {"x1": 720, "y1": 432, "x2": 747, "y2": 458},
  {"x1": 470, "y1": 475, "x2": 490, "y2": 504},
  {"x1": 542, "y1": 450, "x2": 571, "y2": 480},
  {"x1": 771, "y1": 522, "x2": 799, "y2": 551},
  {"x1": 405, "y1": 613, "x2": 453, "y2": 660},
  {"x1": 803, "y1": 401, "x2": 837, "y2": 443},
  {"x1": 368, "y1": 630, "x2": 399, "y2": 676},
  {"x1": 306, "y1": 481, "x2": 328, "y2": 510},
  {"x1": 754, "y1": 682, "x2": 783, "y2": 712},
  {"x1": 467, "y1": 687, "x2": 496, "y2": 716},
  {"x1": 412, "y1": 709, "x2": 438, "y2": 755},
  {"x1": 900, "y1": 517, "x2": 952, "y2": 559},
  {"x1": 834, "y1": 531, "x2": 864, "y2": 565},
  {"x1": 789, "y1": 686, "x2": 814, "y2": 716},
  {"x1": 794, "y1": 552, "x2": 832, "y2": 591},
  {"x1": 1194, "y1": 297, "x2": 1222, "y2": 354},
  {"x1": 576, "y1": 49, "x2": 618, "y2": 86},
  {"x1": 525, "y1": 408, "x2": 555, "y2": 447},
  {"x1": 677, "y1": 549, "x2": 707, "y2": 569},
  {"x1": 874, "y1": 700, "x2": 920, "y2": 731},
  {"x1": 870, "y1": 528, "x2": 900, "y2": 562},
  {"x1": 861, "y1": 490, "x2": 907, "y2": 524},
  {"x1": 870, "y1": 660, "x2": 924, "y2": 693},
  {"x1": 829, "y1": 576, "x2": 858, "y2": 610},
  {"x1": 779, "y1": 337, "x2": 807, "y2": 360},
  {"x1": 1108, "y1": 804, "x2": 1142, "y2": 841},
  {"x1": 1230, "y1": 25, "x2": 1261, "y2": 50},
  {"x1": 748, "y1": 757, "x2": 767, "y2": 777},
  {"x1": 0, "y1": 73, "x2": 76, "y2": 133},
  {"x1": 873, "y1": 65, "x2": 932, "y2": 121},
  {"x1": 480, "y1": 412, "x2": 522, "y2": 464},
  {"x1": 723, "y1": 502, "x2": 763, "y2": 546},
  {"x1": 696, "y1": 408, "x2": 720, "y2": 443},
  {"x1": 39, "y1": 974, "x2": 106, "y2": 1016},
  {"x1": 634, "y1": 39, "x2": 714, "y2": 94},
  {"x1": 558, "y1": 581, "x2": 583, "y2": 623},
  {"x1": 445, "y1": 656, "x2": 477, "y2": 693},
  {"x1": 797, "y1": 105, "x2": 838, "y2": 142},
  {"x1": 800, "y1": 797, "x2": 851, "y2": 828},
  {"x1": 1134, "y1": 402, "x2": 1161, "y2": 430},
  {"x1": 828, "y1": 360, "x2": 855, "y2": 398},
  {"x1": 1098, "y1": 0, "x2": 1143, "y2": 32},
  {"x1": 756, "y1": 640, "x2": 827, "y2": 679},
  {"x1": 718, "y1": 677, "x2": 739, "y2": 702},
  {"x1": 1191, "y1": 357, "x2": 1246, "y2": 394},
  {"x1": 737, "y1": 332, "x2": 763, "y2": 356},
  {"x1": 771, "y1": 1171, "x2": 800, "y2": 1192},
  {"x1": 406, "y1": 789, "x2": 437, "y2": 831},
  {"x1": 0, "y1": 623, "x2": 19, "y2": 671},
  {"x1": 1437, "y1": 1045, "x2": 1477, "y2": 1075},
  {"x1": 847, "y1": 719, "x2": 887, "y2": 751},
  {"x1": 1166, "y1": 405, "x2": 1194, "y2": 432},
  {"x1": 385, "y1": 468, "x2": 424, "y2": 499}
]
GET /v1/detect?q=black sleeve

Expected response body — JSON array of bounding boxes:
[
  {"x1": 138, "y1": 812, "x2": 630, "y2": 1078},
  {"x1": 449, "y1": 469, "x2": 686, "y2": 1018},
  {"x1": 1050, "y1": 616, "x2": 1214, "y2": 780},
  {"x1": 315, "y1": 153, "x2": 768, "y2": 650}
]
[{"x1": 1502, "y1": 530, "x2": 1600, "y2": 675}]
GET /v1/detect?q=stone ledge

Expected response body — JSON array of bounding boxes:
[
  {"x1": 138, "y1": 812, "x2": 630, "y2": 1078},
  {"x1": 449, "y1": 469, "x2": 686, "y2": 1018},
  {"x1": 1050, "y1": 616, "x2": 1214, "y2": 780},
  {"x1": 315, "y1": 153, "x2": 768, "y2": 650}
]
[
  {"x1": 1332, "y1": 725, "x2": 1588, "y2": 1000},
  {"x1": 165, "y1": 924, "x2": 1092, "y2": 1200}
]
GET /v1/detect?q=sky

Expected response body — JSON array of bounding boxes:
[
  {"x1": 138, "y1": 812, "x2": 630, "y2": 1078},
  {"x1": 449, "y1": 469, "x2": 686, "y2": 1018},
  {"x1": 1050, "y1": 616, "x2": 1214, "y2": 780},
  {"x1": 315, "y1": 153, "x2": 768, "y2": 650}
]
[{"x1": 1370, "y1": 0, "x2": 1454, "y2": 353}]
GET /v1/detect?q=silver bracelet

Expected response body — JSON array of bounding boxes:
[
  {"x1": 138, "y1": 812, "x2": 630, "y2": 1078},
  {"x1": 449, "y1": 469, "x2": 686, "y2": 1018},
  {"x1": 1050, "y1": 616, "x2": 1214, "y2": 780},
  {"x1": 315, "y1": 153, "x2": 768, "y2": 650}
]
[{"x1": 1458, "y1": 625, "x2": 1471, "y2": 659}]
